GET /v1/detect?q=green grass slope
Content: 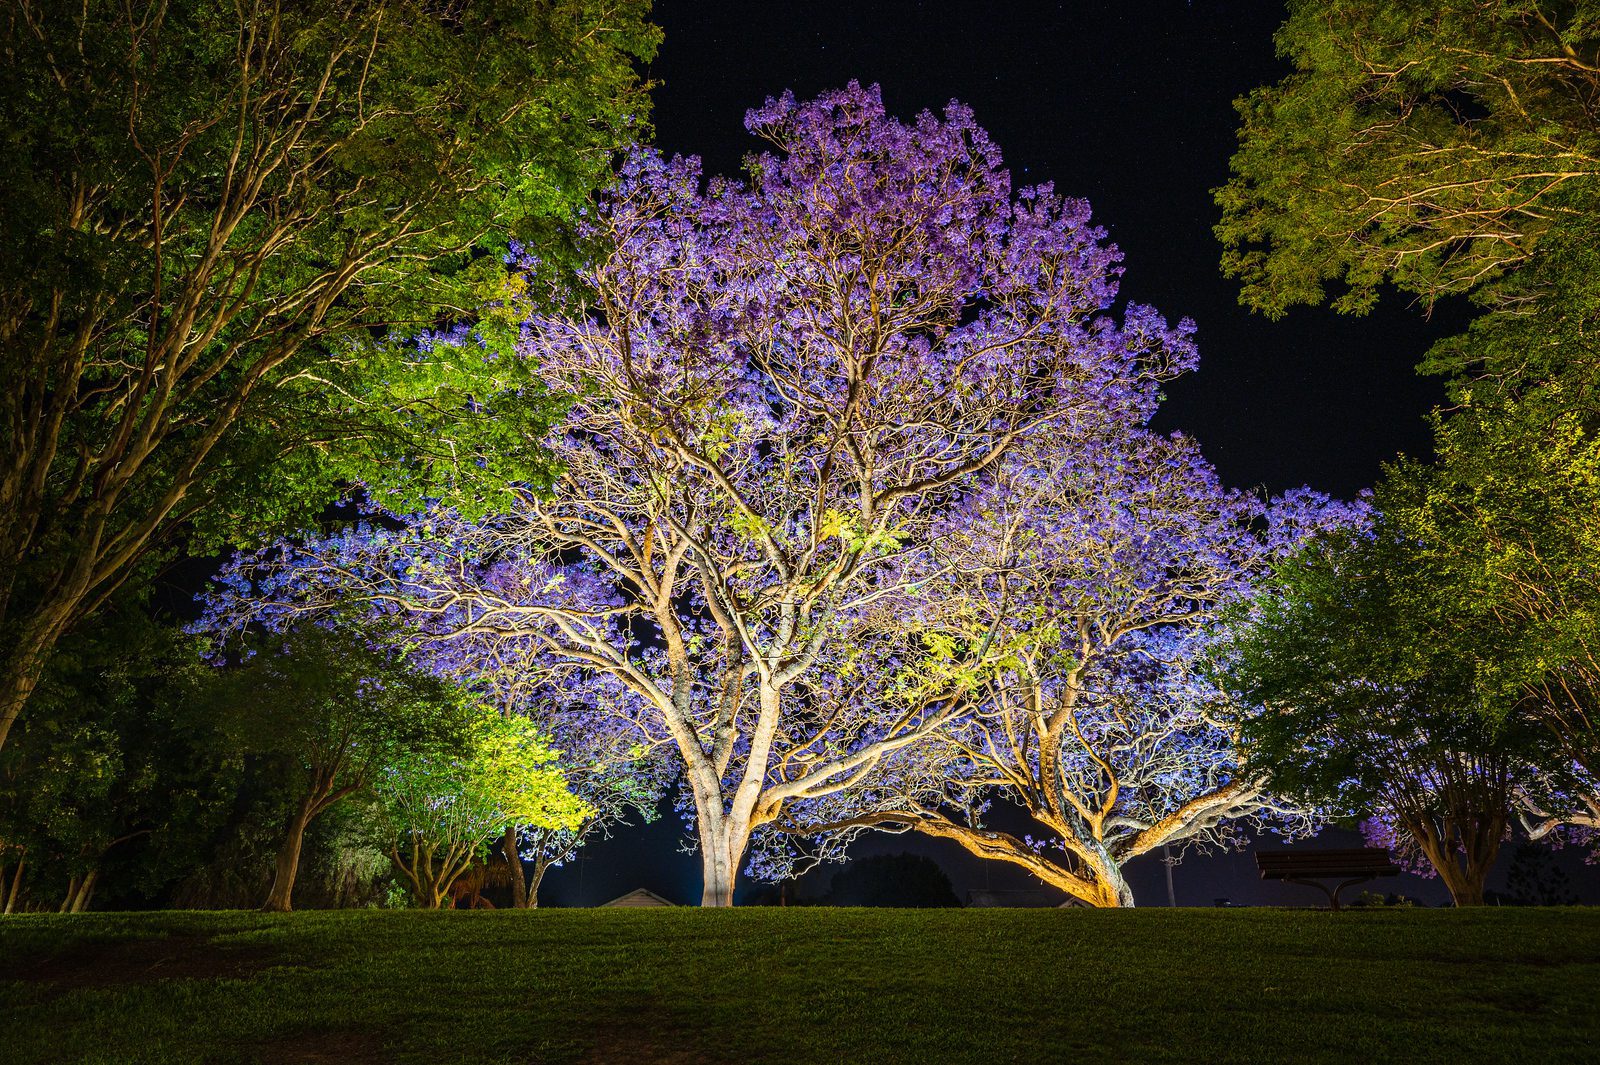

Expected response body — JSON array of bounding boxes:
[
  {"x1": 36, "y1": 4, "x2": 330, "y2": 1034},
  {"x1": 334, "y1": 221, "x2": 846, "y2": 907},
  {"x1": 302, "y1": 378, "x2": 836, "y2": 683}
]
[{"x1": 2, "y1": 908, "x2": 1597, "y2": 1064}]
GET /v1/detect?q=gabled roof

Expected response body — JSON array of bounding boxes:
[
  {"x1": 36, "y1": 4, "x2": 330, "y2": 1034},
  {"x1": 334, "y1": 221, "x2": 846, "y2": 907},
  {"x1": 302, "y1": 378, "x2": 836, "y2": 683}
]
[{"x1": 600, "y1": 887, "x2": 676, "y2": 908}]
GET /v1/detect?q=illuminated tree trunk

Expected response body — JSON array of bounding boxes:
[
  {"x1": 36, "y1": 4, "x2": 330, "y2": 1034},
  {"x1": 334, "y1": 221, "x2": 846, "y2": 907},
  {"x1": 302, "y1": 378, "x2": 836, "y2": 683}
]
[
  {"x1": 263, "y1": 799, "x2": 315, "y2": 913},
  {"x1": 525, "y1": 858, "x2": 552, "y2": 909},
  {"x1": 503, "y1": 827, "x2": 530, "y2": 909},
  {"x1": 694, "y1": 809, "x2": 752, "y2": 908},
  {"x1": 0, "y1": 613, "x2": 70, "y2": 753},
  {"x1": 687, "y1": 769, "x2": 757, "y2": 907},
  {"x1": 1405, "y1": 811, "x2": 1504, "y2": 908},
  {"x1": 1079, "y1": 850, "x2": 1136, "y2": 908}
]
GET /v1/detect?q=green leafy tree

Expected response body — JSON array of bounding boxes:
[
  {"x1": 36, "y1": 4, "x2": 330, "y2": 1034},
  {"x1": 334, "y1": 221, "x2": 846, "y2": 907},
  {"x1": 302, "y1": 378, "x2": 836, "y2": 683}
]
[
  {"x1": 1215, "y1": 523, "x2": 1561, "y2": 906},
  {"x1": 1379, "y1": 407, "x2": 1600, "y2": 832},
  {"x1": 1216, "y1": 0, "x2": 1600, "y2": 317},
  {"x1": 0, "y1": 607, "x2": 228, "y2": 913},
  {"x1": 1216, "y1": 0, "x2": 1600, "y2": 848},
  {"x1": 204, "y1": 626, "x2": 478, "y2": 912},
  {"x1": 0, "y1": 0, "x2": 659, "y2": 753},
  {"x1": 376, "y1": 709, "x2": 588, "y2": 908}
]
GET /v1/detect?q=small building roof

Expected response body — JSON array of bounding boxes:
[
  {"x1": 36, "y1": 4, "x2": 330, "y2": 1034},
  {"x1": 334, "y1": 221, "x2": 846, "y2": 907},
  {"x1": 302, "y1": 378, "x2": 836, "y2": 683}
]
[{"x1": 600, "y1": 887, "x2": 676, "y2": 908}]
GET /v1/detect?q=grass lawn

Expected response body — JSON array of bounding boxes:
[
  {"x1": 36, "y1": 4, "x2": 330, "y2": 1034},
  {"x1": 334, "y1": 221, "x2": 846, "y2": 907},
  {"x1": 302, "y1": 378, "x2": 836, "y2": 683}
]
[{"x1": 2, "y1": 907, "x2": 1598, "y2": 1064}]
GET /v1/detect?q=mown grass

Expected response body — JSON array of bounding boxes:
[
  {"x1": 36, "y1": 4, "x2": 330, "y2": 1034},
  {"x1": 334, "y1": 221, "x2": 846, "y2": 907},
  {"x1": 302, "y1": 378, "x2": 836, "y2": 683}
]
[{"x1": 2, "y1": 907, "x2": 1598, "y2": 1064}]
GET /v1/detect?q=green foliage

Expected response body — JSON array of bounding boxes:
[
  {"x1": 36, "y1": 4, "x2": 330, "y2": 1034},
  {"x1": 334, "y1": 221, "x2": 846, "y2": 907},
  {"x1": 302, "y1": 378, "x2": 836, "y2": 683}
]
[
  {"x1": 375, "y1": 709, "x2": 588, "y2": 905},
  {"x1": 1379, "y1": 405, "x2": 1600, "y2": 772},
  {"x1": 1212, "y1": 512, "x2": 1567, "y2": 903},
  {"x1": 1217, "y1": 0, "x2": 1600, "y2": 317},
  {"x1": 0, "y1": 0, "x2": 658, "y2": 749},
  {"x1": 1215, "y1": 519, "x2": 1558, "y2": 810},
  {"x1": 1419, "y1": 214, "x2": 1600, "y2": 398},
  {"x1": 202, "y1": 626, "x2": 477, "y2": 799},
  {"x1": 0, "y1": 609, "x2": 233, "y2": 910},
  {"x1": 379, "y1": 710, "x2": 589, "y2": 845},
  {"x1": 1217, "y1": 1, "x2": 1600, "y2": 849}
]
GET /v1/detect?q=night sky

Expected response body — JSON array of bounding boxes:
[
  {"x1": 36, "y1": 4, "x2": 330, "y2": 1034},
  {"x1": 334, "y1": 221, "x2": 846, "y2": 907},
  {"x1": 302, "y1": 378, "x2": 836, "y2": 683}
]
[{"x1": 531, "y1": 1, "x2": 1587, "y2": 909}]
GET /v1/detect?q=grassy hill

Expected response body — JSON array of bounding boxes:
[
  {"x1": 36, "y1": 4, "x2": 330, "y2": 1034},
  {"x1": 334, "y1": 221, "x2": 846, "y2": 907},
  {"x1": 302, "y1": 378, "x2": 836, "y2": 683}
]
[{"x1": 3, "y1": 907, "x2": 1598, "y2": 1063}]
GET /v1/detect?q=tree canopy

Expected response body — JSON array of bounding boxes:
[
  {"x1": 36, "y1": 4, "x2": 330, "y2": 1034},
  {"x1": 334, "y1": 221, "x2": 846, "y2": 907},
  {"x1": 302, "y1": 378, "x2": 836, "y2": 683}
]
[
  {"x1": 198, "y1": 84, "x2": 1356, "y2": 907},
  {"x1": 1216, "y1": 0, "x2": 1600, "y2": 317},
  {"x1": 0, "y1": 0, "x2": 658, "y2": 752},
  {"x1": 376, "y1": 709, "x2": 588, "y2": 909}
]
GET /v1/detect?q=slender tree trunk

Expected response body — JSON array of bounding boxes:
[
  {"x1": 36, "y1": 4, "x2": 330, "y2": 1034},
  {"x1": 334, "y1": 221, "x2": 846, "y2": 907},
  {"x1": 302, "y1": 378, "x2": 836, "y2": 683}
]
[
  {"x1": 526, "y1": 857, "x2": 555, "y2": 909},
  {"x1": 263, "y1": 797, "x2": 316, "y2": 913},
  {"x1": 0, "y1": 619, "x2": 58, "y2": 753},
  {"x1": 59, "y1": 875, "x2": 79, "y2": 913},
  {"x1": 69, "y1": 869, "x2": 98, "y2": 913},
  {"x1": 3, "y1": 853, "x2": 24, "y2": 913},
  {"x1": 503, "y1": 827, "x2": 528, "y2": 909}
]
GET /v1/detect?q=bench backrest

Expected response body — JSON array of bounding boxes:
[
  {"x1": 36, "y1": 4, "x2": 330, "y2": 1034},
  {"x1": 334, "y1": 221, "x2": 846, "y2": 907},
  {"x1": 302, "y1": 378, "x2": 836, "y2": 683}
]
[{"x1": 1255, "y1": 848, "x2": 1400, "y2": 879}]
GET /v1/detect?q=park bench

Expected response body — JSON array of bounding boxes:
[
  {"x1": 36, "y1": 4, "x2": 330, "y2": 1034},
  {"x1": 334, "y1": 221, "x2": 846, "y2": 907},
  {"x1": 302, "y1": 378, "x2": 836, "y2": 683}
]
[{"x1": 1255, "y1": 848, "x2": 1401, "y2": 911}]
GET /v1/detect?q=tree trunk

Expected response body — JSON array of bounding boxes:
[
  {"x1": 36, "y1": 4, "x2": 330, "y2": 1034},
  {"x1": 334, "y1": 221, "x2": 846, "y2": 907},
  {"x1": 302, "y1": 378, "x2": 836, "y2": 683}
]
[
  {"x1": 59, "y1": 875, "x2": 79, "y2": 913},
  {"x1": 1086, "y1": 854, "x2": 1136, "y2": 908},
  {"x1": 1408, "y1": 814, "x2": 1500, "y2": 907},
  {"x1": 3, "y1": 853, "x2": 24, "y2": 913},
  {"x1": 69, "y1": 868, "x2": 98, "y2": 913},
  {"x1": 695, "y1": 810, "x2": 750, "y2": 907},
  {"x1": 263, "y1": 798, "x2": 315, "y2": 913},
  {"x1": 0, "y1": 622, "x2": 56, "y2": 754},
  {"x1": 526, "y1": 858, "x2": 554, "y2": 909},
  {"x1": 503, "y1": 827, "x2": 528, "y2": 909}
]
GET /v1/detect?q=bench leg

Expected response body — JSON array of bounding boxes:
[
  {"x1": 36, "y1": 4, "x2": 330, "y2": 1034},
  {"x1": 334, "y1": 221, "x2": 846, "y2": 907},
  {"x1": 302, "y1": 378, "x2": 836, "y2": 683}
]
[{"x1": 1284, "y1": 876, "x2": 1375, "y2": 911}]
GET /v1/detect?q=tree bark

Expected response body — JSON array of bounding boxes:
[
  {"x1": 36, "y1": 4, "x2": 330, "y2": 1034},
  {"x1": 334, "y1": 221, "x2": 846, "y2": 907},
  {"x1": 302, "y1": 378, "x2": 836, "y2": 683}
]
[
  {"x1": 1083, "y1": 852, "x2": 1136, "y2": 908},
  {"x1": 3, "y1": 853, "x2": 24, "y2": 913},
  {"x1": 503, "y1": 826, "x2": 528, "y2": 909},
  {"x1": 526, "y1": 857, "x2": 555, "y2": 909},
  {"x1": 59, "y1": 875, "x2": 79, "y2": 913},
  {"x1": 69, "y1": 869, "x2": 98, "y2": 913},
  {"x1": 0, "y1": 617, "x2": 62, "y2": 753},
  {"x1": 262, "y1": 798, "x2": 316, "y2": 913},
  {"x1": 695, "y1": 810, "x2": 750, "y2": 907},
  {"x1": 1407, "y1": 813, "x2": 1501, "y2": 907}
]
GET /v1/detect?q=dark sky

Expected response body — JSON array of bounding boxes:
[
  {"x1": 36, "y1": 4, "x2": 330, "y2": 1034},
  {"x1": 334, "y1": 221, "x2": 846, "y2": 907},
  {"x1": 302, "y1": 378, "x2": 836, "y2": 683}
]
[
  {"x1": 531, "y1": 1, "x2": 1600, "y2": 909},
  {"x1": 643, "y1": 0, "x2": 1468, "y2": 499}
]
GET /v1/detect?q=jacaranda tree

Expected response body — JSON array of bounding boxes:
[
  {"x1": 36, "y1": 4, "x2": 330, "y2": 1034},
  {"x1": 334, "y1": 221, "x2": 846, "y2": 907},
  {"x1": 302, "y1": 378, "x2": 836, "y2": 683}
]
[
  {"x1": 201, "y1": 83, "x2": 1214, "y2": 905},
  {"x1": 763, "y1": 432, "x2": 1347, "y2": 906}
]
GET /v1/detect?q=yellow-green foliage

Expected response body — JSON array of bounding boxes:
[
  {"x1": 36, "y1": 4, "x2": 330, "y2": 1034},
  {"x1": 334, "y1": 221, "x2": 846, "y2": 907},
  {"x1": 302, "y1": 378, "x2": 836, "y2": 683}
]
[{"x1": 377, "y1": 710, "x2": 591, "y2": 858}]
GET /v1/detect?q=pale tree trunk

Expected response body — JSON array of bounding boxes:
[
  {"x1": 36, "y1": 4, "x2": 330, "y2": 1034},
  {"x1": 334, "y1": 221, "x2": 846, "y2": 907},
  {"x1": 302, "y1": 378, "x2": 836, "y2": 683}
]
[
  {"x1": 60, "y1": 870, "x2": 97, "y2": 913},
  {"x1": 525, "y1": 857, "x2": 554, "y2": 909},
  {"x1": 692, "y1": 794, "x2": 753, "y2": 907},
  {"x1": 59, "y1": 876, "x2": 78, "y2": 913},
  {"x1": 69, "y1": 869, "x2": 98, "y2": 913},
  {"x1": 0, "y1": 614, "x2": 67, "y2": 753},
  {"x1": 698, "y1": 832, "x2": 739, "y2": 907},
  {"x1": 263, "y1": 798, "x2": 316, "y2": 913}
]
